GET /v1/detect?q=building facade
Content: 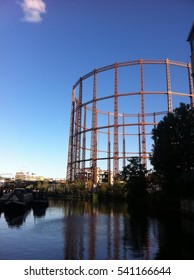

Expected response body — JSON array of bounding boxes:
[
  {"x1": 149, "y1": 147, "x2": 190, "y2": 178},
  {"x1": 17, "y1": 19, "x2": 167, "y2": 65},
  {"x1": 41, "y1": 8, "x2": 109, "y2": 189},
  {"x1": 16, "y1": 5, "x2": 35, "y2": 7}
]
[{"x1": 15, "y1": 172, "x2": 44, "y2": 181}]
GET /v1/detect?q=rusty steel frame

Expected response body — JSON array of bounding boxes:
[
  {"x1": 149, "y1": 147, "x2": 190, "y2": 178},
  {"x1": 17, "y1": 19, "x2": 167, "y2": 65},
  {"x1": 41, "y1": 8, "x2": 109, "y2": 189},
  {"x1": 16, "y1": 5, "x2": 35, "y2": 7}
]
[{"x1": 66, "y1": 59, "x2": 194, "y2": 183}]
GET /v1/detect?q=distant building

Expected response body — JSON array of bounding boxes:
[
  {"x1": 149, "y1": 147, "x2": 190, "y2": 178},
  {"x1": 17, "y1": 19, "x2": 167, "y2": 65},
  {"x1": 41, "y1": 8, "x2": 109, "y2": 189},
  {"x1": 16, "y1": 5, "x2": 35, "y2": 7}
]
[
  {"x1": 188, "y1": 22, "x2": 194, "y2": 80},
  {"x1": 15, "y1": 172, "x2": 44, "y2": 181},
  {"x1": 15, "y1": 172, "x2": 26, "y2": 180},
  {"x1": 96, "y1": 168, "x2": 113, "y2": 185},
  {"x1": 75, "y1": 167, "x2": 113, "y2": 185},
  {"x1": 0, "y1": 179, "x2": 5, "y2": 187}
]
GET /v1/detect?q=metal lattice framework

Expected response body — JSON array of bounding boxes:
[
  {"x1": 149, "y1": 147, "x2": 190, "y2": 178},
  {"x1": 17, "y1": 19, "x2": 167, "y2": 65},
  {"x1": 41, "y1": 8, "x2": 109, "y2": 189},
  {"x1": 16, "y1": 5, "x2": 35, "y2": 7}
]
[{"x1": 66, "y1": 59, "x2": 194, "y2": 184}]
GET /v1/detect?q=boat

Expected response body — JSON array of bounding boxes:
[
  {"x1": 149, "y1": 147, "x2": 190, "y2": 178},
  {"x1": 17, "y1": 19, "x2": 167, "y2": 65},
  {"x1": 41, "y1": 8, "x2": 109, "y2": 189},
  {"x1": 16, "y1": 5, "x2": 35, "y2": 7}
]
[
  {"x1": 32, "y1": 191, "x2": 48, "y2": 208},
  {"x1": 0, "y1": 192, "x2": 11, "y2": 212},
  {"x1": 4, "y1": 188, "x2": 33, "y2": 215}
]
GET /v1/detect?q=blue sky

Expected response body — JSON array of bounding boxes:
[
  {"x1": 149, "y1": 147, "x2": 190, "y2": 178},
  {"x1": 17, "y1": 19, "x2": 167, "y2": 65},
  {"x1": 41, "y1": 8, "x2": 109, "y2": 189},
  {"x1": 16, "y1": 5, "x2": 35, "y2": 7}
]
[{"x1": 0, "y1": 0, "x2": 193, "y2": 179}]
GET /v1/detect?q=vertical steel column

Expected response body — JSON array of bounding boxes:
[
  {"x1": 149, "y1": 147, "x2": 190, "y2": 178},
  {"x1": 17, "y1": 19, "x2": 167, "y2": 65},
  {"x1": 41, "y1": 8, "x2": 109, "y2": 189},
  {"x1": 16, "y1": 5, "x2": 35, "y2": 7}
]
[
  {"x1": 81, "y1": 105, "x2": 87, "y2": 172},
  {"x1": 166, "y1": 59, "x2": 172, "y2": 112},
  {"x1": 91, "y1": 69, "x2": 97, "y2": 185},
  {"x1": 140, "y1": 60, "x2": 146, "y2": 167},
  {"x1": 188, "y1": 63, "x2": 194, "y2": 108},
  {"x1": 122, "y1": 113, "x2": 126, "y2": 168},
  {"x1": 153, "y1": 112, "x2": 156, "y2": 129},
  {"x1": 66, "y1": 87, "x2": 76, "y2": 182},
  {"x1": 113, "y1": 63, "x2": 119, "y2": 179},
  {"x1": 138, "y1": 113, "x2": 141, "y2": 159},
  {"x1": 107, "y1": 112, "x2": 111, "y2": 185},
  {"x1": 75, "y1": 78, "x2": 83, "y2": 177},
  {"x1": 74, "y1": 99, "x2": 79, "y2": 178}
]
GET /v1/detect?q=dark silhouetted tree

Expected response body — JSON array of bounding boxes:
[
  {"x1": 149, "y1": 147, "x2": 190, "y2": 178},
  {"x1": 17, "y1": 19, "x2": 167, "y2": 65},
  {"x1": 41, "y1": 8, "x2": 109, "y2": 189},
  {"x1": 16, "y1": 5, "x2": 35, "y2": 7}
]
[
  {"x1": 121, "y1": 157, "x2": 148, "y2": 196},
  {"x1": 151, "y1": 103, "x2": 194, "y2": 191}
]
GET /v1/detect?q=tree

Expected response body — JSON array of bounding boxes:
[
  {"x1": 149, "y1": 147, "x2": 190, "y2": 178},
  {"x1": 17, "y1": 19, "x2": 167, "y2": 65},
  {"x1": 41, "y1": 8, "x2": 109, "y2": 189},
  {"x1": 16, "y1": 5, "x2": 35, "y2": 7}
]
[
  {"x1": 121, "y1": 157, "x2": 148, "y2": 196},
  {"x1": 151, "y1": 103, "x2": 194, "y2": 190}
]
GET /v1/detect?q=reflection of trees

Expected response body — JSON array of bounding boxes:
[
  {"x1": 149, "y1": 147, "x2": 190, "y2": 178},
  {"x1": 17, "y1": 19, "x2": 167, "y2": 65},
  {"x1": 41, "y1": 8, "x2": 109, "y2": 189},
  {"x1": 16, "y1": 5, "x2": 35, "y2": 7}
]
[
  {"x1": 123, "y1": 214, "x2": 149, "y2": 259},
  {"x1": 156, "y1": 215, "x2": 194, "y2": 260}
]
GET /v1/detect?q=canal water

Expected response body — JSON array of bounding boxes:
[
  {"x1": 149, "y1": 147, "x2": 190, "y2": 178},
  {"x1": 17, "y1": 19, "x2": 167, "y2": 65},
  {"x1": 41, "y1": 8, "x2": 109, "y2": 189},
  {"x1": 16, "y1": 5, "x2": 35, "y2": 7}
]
[{"x1": 0, "y1": 198, "x2": 194, "y2": 260}]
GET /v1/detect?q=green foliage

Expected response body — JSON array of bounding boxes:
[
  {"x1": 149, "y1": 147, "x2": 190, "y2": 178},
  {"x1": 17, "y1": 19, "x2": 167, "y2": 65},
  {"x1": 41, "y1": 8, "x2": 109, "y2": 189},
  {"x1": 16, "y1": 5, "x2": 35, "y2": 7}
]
[
  {"x1": 151, "y1": 103, "x2": 194, "y2": 191},
  {"x1": 121, "y1": 157, "x2": 148, "y2": 196},
  {"x1": 37, "y1": 181, "x2": 49, "y2": 192},
  {"x1": 99, "y1": 182, "x2": 109, "y2": 193},
  {"x1": 108, "y1": 182, "x2": 127, "y2": 197},
  {"x1": 75, "y1": 179, "x2": 85, "y2": 190},
  {"x1": 85, "y1": 180, "x2": 93, "y2": 191},
  {"x1": 36, "y1": 181, "x2": 42, "y2": 190},
  {"x1": 94, "y1": 182, "x2": 127, "y2": 200}
]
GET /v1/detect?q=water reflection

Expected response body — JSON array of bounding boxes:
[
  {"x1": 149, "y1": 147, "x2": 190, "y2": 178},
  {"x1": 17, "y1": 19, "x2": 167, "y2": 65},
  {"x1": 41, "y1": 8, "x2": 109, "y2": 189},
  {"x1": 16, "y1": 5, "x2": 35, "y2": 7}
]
[
  {"x1": 155, "y1": 215, "x2": 194, "y2": 260},
  {"x1": 124, "y1": 214, "x2": 148, "y2": 259},
  {"x1": 59, "y1": 200, "x2": 159, "y2": 259},
  {"x1": 4, "y1": 204, "x2": 48, "y2": 227},
  {"x1": 32, "y1": 207, "x2": 47, "y2": 218},
  {"x1": 0, "y1": 198, "x2": 194, "y2": 259},
  {"x1": 4, "y1": 210, "x2": 31, "y2": 228}
]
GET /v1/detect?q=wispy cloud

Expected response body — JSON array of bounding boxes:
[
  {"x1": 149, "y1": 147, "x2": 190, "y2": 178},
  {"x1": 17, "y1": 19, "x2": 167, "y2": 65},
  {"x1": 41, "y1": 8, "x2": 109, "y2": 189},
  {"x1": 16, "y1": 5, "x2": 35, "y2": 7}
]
[{"x1": 18, "y1": 0, "x2": 46, "y2": 23}]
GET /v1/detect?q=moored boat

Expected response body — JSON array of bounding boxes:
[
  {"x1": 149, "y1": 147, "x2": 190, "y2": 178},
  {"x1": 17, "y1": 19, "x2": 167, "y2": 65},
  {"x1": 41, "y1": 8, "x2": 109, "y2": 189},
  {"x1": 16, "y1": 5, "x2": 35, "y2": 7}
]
[
  {"x1": 32, "y1": 191, "x2": 48, "y2": 208},
  {"x1": 0, "y1": 192, "x2": 11, "y2": 212},
  {"x1": 4, "y1": 188, "x2": 33, "y2": 215}
]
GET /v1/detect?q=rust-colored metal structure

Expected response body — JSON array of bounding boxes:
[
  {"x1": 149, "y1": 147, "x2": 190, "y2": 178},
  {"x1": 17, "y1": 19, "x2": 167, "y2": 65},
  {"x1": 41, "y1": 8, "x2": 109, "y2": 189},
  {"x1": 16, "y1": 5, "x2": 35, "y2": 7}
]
[{"x1": 66, "y1": 59, "x2": 194, "y2": 184}]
